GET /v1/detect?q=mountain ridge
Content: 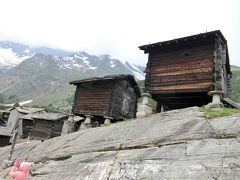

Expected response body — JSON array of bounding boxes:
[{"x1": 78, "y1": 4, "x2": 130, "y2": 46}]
[{"x1": 0, "y1": 41, "x2": 145, "y2": 111}]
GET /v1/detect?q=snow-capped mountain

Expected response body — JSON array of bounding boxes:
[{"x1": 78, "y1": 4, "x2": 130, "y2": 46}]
[
  {"x1": 0, "y1": 42, "x2": 33, "y2": 70},
  {"x1": 0, "y1": 41, "x2": 73, "y2": 69},
  {"x1": 0, "y1": 41, "x2": 145, "y2": 107},
  {"x1": 0, "y1": 41, "x2": 144, "y2": 79}
]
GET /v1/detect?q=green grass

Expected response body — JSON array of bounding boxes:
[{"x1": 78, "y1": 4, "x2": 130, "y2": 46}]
[
  {"x1": 201, "y1": 107, "x2": 239, "y2": 119},
  {"x1": 29, "y1": 85, "x2": 75, "y2": 113},
  {"x1": 231, "y1": 66, "x2": 240, "y2": 102}
]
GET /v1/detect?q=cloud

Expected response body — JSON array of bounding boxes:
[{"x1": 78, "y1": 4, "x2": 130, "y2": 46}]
[{"x1": 0, "y1": 0, "x2": 239, "y2": 66}]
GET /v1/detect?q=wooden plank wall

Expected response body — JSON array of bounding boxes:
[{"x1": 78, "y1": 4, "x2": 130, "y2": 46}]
[
  {"x1": 22, "y1": 119, "x2": 34, "y2": 138},
  {"x1": 51, "y1": 120, "x2": 64, "y2": 137},
  {"x1": 72, "y1": 82, "x2": 113, "y2": 116},
  {"x1": 31, "y1": 120, "x2": 53, "y2": 140},
  {"x1": 0, "y1": 136, "x2": 10, "y2": 147},
  {"x1": 146, "y1": 44, "x2": 215, "y2": 93},
  {"x1": 110, "y1": 80, "x2": 137, "y2": 120}
]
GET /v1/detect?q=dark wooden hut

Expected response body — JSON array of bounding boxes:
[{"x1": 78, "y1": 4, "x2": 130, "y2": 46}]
[
  {"x1": 139, "y1": 30, "x2": 231, "y2": 110},
  {"x1": 0, "y1": 129, "x2": 11, "y2": 147},
  {"x1": 0, "y1": 110, "x2": 10, "y2": 126},
  {"x1": 70, "y1": 74, "x2": 141, "y2": 121},
  {"x1": 20, "y1": 114, "x2": 35, "y2": 138},
  {"x1": 29, "y1": 112, "x2": 68, "y2": 140}
]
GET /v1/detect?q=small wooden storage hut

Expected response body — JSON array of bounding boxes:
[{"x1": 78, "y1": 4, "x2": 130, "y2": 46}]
[
  {"x1": 70, "y1": 74, "x2": 141, "y2": 121},
  {"x1": 0, "y1": 107, "x2": 46, "y2": 139},
  {"x1": 20, "y1": 114, "x2": 35, "y2": 138},
  {"x1": 0, "y1": 110, "x2": 10, "y2": 125},
  {"x1": 0, "y1": 129, "x2": 11, "y2": 147},
  {"x1": 30, "y1": 112, "x2": 68, "y2": 140},
  {"x1": 139, "y1": 30, "x2": 231, "y2": 110}
]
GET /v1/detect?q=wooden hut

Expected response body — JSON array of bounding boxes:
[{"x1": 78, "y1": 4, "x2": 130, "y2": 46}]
[
  {"x1": 0, "y1": 129, "x2": 11, "y2": 147},
  {"x1": 69, "y1": 74, "x2": 141, "y2": 122},
  {"x1": 0, "y1": 110, "x2": 10, "y2": 125},
  {"x1": 139, "y1": 30, "x2": 231, "y2": 110},
  {"x1": 30, "y1": 112, "x2": 68, "y2": 140},
  {"x1": 6, "y1": 107, "x2": 46, "y2": 136},
  {"x1": 20, "y1": 114, "x2": 35, "y2": 138},
  {"x1": 0, "y1": 107, "x2": 46, "y2": 140}
]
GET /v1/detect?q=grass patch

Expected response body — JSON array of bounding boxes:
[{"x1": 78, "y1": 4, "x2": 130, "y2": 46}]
[{"x1": 201, "y1": 107, "x2": 239, "y2": 119}]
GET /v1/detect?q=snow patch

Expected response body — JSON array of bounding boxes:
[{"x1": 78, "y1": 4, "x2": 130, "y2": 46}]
[
  {"x1": 20, "y1": 100, "x2": 33, "y2": 106},
  {"x1": 110, "y1": 60, "x2": 116, "y2": 68},
  {"x1": 74, "y1": 54, "x2": 88, "y2": 61},
  {"x1": 89, "y1": 66, "x2": 97, "y2": 70},
  {"x1": 63, "y1": 63, "x2": 73, "y2": 69},
  {"x1": 3, "y1": 100, "x2": 32, "y2": 107},
  {"x1": 24, "y1": 49, "x2": 31, "y2": 53},
  {"x1": 0, "y1": 47, "x2": 24, "y2": 66},
  {"x1": 73, "y1": 63, "x2": 83, "y2": 68},
  {"x1": 83, "y1": 59, "x2": 90, "y2": 65},
  {"x1": 0, "y1": 47, "x2": 33, "y2": 68},
  {"x1": 62, "y1": 57, "x2": 73, "y2": 61},
  {"x1": 125, "y1": 62, "x2": 145, "y2": 80}
]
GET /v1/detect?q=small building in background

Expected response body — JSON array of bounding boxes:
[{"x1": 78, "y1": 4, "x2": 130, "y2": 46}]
[
  {"x1": 69, "y1": 74, "x2": 141, "y2": 125},
  {"x1": 0, "y1": 107, "x2": 46, "y2": 140},
  {"x1": 20, "y1": 114, "x2": 35, "y2": 138},
  {"x1": 0, "y1": 110, "x2": 10, "y2": 126},
  {"x1": 139, "y1": 30, "x2": 232, "y2": 111},
  {"x1": 0, "y1": 129, "x2": 11, "y2": 147},
  {"x1": 29, "y1": 112, "x2": 68, "y2": 140}
]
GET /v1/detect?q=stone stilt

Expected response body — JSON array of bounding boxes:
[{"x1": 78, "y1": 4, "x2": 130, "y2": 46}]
[
  {"x1": 142, "y1": 93, "x2": 151, "y2": 105},
  {"x1": 61, "y1": 115, "x2": 76, "y2": 135},
  {"x1": 79, "y1": 115, "x2": 93, "y2": 130},
  {"x1": 84, "y1": 115, "x2": 93, "y2": 124},
  {"x1": 27, "y1": 133, "x2": 31, "y2": 143},
  {"x1": 136, "y1": 93, "x2": 153, "y2": 119},
  {"x1": 161, "y1": 105, "x2": 164, "y2": 113},
  {"x1": 104, "y1": 116, "x2": 113, "y2": 125},
  {"x1": 205, "y1": 91, "x2": 224, "y2": 108}
]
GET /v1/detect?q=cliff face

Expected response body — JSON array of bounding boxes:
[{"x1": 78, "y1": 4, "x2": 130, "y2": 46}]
[{"x1": 0, "y1": 107, "x2": 240, "y2": 179}]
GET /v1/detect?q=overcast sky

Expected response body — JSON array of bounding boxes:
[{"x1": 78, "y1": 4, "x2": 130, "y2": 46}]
[{"x1": 0, "y1": 0, "x2": 239, "y2": 66}]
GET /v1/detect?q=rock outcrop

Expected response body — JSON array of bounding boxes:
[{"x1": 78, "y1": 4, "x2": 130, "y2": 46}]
[{"x1": 0, "y1": 107, "x2": 240, "y2": 179}]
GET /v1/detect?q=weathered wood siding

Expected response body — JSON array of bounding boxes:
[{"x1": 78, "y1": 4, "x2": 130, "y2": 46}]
[
  {"x1": 0, "y1": 136, "x2": 10, "y2": 147},
  {"x1": 22, "y1": 119, "x2": 34, "y2": 138},
  {"x1": 146, "y1": 44, "x2": 215, "y2": 94},
  {"x1": 51, "y1": 120, "x2": 64, "y2": 137},
  {"x1": 72, "y1": 81, "x2": 113, "y2": 116},
  {"x1": 30, "y1": 120, "x2": 64, "y2": 140},
  {"x1": 214, "y1": 39, "x2": 231, "y2": 97},
  {"x1": 110, "y1": 80, "x2": 138, "y2": 120},
  {"x1": 31, "y1": 120, "x2": 53, "y2": 140}
]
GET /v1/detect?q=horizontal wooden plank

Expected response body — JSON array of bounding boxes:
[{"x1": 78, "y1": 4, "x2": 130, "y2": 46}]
[
  {"x1": 149, "y1": 68, "x2": 212, "y2": 77},
  {"x1": 150, "y1": 44, "x2": 214, "y2": 59},
  {"x1": 146, "y1": 59, "x2": 213, "y2": 74},
  {"x1": 149, "y1": 54, "x2": 213, "y2": 67},
  {"x1": 149, "y1": 82, "x2": 212, "y2": 91}
]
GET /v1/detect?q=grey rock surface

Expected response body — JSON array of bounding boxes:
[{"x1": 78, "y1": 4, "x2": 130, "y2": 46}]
[{"x1": 0, "y1": 107, "x2": 240, "y2": 179}]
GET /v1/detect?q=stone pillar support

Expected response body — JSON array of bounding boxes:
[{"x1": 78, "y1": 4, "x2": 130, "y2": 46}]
[
  {"x1": 84, "y1": 115, "x2": 93, "y2": 124},
  {"x1": 142, "y1": 93, "x2": 151, "y2": 105},
  {"x1": 136, "y1": 92, "x2": 153, "y2": 119},
  {"x1": 104, "y1": 116, "x2": 113, "y2": 125},
  {"x1": 205, "y1": 91, "x2": 224, "y2": 109},
  {"x1": 61, "y1": 115, "x2": 76, "y2": 135}
]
